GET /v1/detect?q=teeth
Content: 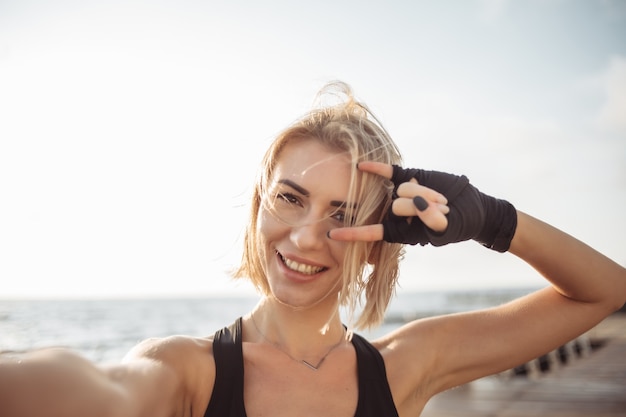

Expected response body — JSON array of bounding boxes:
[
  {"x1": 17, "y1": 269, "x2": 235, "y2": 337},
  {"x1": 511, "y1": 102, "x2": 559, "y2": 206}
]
[{"x1": 280, "y1": 254, "x2": 325, "y2": 275}]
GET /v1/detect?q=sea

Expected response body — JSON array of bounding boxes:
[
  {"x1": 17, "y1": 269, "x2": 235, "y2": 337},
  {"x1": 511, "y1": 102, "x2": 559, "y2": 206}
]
[{"x1": 0, "y1": 287, "x2": 539, "y2": 363}]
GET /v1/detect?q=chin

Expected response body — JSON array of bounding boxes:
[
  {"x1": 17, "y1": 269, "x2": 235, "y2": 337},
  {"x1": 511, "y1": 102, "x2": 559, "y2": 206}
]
[{"x1": 267, "y1": 280, "x2": 341, "y2": 311}]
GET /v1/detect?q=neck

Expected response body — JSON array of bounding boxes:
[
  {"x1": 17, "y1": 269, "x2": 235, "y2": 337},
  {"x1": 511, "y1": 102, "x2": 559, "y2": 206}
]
[{"x1": 248, "y1": 296, "x2": 346, "y2": 360}]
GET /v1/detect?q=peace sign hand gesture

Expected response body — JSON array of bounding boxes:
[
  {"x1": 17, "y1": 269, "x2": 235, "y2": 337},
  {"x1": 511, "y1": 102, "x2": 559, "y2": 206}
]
[{"x1": 329, "y1": 162, "x2": 517, "y2": 252}]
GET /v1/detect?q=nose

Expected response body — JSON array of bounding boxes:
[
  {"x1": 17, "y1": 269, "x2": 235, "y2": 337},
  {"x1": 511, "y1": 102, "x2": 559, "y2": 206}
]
[{"x1": 290, "y1": 218, "x2": 328, "y2": 251}]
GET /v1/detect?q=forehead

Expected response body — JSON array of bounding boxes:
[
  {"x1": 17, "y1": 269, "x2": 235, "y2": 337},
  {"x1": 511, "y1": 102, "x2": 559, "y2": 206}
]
[{"x1": 273, "y1": 139, "x2": 353, "y2": 193}]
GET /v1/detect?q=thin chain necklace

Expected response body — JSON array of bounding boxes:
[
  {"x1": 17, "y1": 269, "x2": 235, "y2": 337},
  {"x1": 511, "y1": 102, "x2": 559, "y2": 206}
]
[{"x1": 250, "y1": 313, "x2": 347, "y2": 371}]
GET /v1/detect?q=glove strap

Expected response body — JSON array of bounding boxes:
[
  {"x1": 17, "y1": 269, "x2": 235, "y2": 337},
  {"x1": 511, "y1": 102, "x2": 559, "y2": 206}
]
[{"x1": 475, "y1": 194, "x2": 517, "y2": 252}]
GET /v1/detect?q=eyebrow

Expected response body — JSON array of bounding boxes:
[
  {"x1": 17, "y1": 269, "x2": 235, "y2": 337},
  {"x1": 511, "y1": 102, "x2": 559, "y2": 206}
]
[
  {"x1": 278, "y1": 179, "x2": 309, "y2": 196},
  {"x1": 278, "y1": 179, "x2": 358, "y2": 209}
]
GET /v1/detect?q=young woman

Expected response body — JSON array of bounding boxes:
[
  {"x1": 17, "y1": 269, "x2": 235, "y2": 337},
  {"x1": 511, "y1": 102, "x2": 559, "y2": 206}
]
[{"x1": 1, "y1": 81, "x2": 624, "y2": 417}]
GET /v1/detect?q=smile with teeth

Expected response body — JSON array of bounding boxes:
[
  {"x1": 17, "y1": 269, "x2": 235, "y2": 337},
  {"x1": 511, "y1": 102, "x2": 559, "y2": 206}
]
[{"x1": 279, "y1": 252, "x2": 327, "y2": 275}]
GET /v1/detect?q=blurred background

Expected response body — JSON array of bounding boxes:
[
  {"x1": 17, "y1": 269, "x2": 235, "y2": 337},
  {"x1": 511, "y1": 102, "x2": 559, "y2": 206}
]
[{"x1": 1, "y1": 0, "x2": 625, "y2": 299}]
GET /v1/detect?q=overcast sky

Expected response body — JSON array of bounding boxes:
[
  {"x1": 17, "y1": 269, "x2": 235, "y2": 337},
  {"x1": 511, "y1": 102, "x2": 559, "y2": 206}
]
[{"x1": 1, "y1": 0, "x2": 624, "y2": 298}]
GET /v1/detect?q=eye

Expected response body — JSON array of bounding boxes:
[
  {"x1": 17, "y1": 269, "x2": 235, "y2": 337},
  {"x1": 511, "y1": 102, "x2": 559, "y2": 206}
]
[
  {"x1": 277, "y1": 192, "x2": 301, "y2": 206},
  {"x1": 330, "y1": 210, "x2": 346, "y2": 223},
  {"x1": 329, "y1": 207, "x2": 356, "y2": 226}
]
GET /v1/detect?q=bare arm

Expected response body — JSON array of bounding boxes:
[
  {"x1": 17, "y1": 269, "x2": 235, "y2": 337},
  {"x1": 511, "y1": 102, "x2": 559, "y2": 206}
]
[
  {"x1": 0, "y1": 342, "x2": 183, "y2": 417},
  {"x1": 329, "y1": 162, "x2": 625, "y2": 406},
  {"x1": 509, "y1": 211, "x2": 625, "y2": 310},
  {"x1": 386, "y1": 211, "x2": 625, "y2": 401}
]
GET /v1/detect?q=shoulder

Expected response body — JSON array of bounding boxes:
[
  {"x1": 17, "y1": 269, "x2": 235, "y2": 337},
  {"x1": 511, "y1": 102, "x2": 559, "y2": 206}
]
[
  {"x1": 124, "y1": 335, "x2": 214, "y2": 363},
  {"x1": 121, "y1": 335, "x2": 216, "y2": 417}
]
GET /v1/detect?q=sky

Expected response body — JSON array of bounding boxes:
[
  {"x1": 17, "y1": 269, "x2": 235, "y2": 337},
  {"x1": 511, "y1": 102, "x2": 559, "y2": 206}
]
[{"x1": 0, "y1": 0, "x2": 625, "y2": 298}]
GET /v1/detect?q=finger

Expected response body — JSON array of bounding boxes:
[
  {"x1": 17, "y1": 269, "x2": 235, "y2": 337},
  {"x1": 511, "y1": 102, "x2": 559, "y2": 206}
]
[
  {"x1": 392, "y1": 198, "x2": 448, "y2": 232},
  {"x1": 356, "y1": 161, "x2": 393, "y2": 179},
  {"x1": 327, "y1": 224, "x2": 384, "y2": 242},
  {"x1": 437, "y1": 203, "x2": 450, "y2": 215},
  {"x1": 397, "y1": 182, "x2": 448, "y2": 205}
]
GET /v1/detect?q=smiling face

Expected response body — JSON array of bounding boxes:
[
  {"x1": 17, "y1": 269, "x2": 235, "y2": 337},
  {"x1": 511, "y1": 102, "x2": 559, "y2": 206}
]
[
  {"x1": 233, "y1": 82, "x2": 406, "y2": 328},
  {"x1": 257, "y1": 138, "x2": 355, "y2": 309}
]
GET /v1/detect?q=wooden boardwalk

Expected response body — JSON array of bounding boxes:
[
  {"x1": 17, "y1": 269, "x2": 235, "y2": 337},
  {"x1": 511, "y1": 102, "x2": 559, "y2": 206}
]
[{"x1": 421, "y1": 313, "x2": 626, "y2": 417}]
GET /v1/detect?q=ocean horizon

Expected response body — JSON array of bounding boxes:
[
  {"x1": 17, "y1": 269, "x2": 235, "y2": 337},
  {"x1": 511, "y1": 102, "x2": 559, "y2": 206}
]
[{"x1": 1, "y1": 286, "x2": 540, "y2": 363}]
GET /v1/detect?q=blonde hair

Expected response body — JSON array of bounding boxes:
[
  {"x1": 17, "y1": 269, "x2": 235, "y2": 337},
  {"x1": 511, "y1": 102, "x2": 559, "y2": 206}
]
[{"x1": 232, "y1": 81, "x2": 405, "y2": 329}]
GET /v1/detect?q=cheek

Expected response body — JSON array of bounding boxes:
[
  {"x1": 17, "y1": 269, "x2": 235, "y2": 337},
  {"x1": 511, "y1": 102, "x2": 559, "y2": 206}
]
[
  {"x1": 336, "y1": 243, "x2": 368, "y2": 274},
  {"x1": 257, "y1": 208, "x2": 286, "y2": 246},
  {"x1": 326, "y1": 240, "x2": 352, "y2": 271}
]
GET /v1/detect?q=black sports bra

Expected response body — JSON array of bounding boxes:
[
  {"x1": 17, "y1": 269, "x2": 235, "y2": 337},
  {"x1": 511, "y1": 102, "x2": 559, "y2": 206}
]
[{"x1": 203, "y1": 317, "x2": 399, "y2": 417}]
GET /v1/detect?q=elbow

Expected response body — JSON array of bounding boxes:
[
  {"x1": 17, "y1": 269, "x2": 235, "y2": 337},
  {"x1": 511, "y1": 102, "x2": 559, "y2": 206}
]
[
  {"x1": 603, "y1": 279, "x2": 626, "y2": 315},
  {"x1": 610, "y1": 266, "x2": 626, "y2": 313},
  {"x1": 591, "y1": 263, "x2": 626, "y2": 315},
  {"x1": 610, "y1": 297, "x2": 626, "y2": 315},
  {"x1": 595, "y1": 289, "x2": 626, "y2": 316}
]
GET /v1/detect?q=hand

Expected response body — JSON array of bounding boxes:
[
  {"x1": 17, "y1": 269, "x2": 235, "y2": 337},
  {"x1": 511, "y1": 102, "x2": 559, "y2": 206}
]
[
  {"x1": 329, "y1": 162, "x2": 517, "y2": 252},
  {"x1": 328, "y1": 161, "x2": 450, "y2": 244}
]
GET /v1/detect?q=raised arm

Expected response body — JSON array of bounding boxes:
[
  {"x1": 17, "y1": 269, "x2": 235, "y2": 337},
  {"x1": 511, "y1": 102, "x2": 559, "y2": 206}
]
[
  {"x1": 420, "y1": 210, "x2": 625, "y2": 394},
  {"x1": 329, "y1": 162, "x2": 625, "y2": 403},
  {"x1": 511, "y1": 211, "x2": 625, "y2": 310}
]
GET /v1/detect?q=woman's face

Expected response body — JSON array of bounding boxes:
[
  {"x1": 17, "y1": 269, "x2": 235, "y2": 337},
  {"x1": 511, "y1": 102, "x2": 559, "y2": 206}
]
[{"x1": 257, "y1": 139, "x2": 355, "y2": 309}]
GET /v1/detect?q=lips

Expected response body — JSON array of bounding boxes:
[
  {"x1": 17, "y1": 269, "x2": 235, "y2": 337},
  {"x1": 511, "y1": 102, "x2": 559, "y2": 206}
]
[{"x1": 277, "y1": 251, "x2": 327, "y2": 275}]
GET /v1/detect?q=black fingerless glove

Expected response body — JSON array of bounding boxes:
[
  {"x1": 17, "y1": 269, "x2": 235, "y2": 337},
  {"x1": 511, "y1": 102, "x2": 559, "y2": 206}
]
[{"x1": 382, "y1": 165, "x2": 517, "y2": 252}]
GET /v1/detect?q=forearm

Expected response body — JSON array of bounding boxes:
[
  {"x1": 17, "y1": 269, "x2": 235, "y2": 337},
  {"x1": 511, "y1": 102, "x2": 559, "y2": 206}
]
[
  {"x1": 0, "y1": 348, "x2": 130, "y2": 417},
  {"x1": 509, "y1": 211, "x2": 626, "y2": 311}
]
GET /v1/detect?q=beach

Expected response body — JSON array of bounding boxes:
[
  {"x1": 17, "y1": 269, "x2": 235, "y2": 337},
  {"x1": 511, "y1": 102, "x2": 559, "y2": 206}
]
[{"x1": 421, "y1": 312, "x2": 626, "y2": 417}]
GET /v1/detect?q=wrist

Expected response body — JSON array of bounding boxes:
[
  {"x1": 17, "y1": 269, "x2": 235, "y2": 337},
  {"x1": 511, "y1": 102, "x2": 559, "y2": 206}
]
[{"x1": 475, "y1": 194, "x2": 518, "y2": 252}]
